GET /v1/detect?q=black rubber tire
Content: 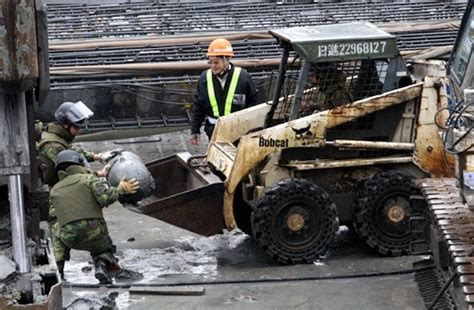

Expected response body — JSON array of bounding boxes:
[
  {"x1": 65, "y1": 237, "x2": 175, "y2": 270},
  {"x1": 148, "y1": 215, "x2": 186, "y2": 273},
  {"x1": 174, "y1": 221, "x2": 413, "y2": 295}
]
[
  {"x1": 234, "y1": 183, "x2": 254, "y2": 236},
  {"x1": 252, "y1": 179, "x2": 339, "y2": 264},
  {"x1": 353, "y1": 170, "x2": 418, "y2": 256}
]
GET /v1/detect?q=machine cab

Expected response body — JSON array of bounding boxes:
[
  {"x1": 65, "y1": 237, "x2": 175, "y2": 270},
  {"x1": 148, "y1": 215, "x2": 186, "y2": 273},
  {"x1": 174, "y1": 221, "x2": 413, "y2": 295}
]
[
  {"x1": 267, "y1": 22, "x2": 413, "y2": 144},
  {"x1": 448, "y1": 0, "x2": 473, "y2": 100}
]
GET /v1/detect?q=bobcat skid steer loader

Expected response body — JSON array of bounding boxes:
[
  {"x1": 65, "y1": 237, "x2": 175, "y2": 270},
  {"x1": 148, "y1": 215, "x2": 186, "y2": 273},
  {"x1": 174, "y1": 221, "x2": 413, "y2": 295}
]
[{"x1": 140, "y1": 22, "x2": 452, "y2": 264}]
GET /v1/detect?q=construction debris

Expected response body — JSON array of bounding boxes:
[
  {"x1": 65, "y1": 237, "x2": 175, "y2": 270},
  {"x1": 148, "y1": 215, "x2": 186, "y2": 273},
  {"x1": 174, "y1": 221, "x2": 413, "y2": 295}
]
[{"x1": 0, "y1": 253, "x2": 15, "y2": 281}]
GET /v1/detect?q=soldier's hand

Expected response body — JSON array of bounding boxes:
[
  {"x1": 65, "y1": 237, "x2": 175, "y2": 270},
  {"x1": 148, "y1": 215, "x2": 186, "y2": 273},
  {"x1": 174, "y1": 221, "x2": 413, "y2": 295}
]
[
  {"x1": 118, "y1": 177, "x2": 139, "y2": 194},
  {"x1": 92, "y1": 153, "x2": 102, "y2": 162},
  {"x1": 96, "y1": 163, "x2": 112, "y2": 178},
  {"x1": 95, "y1": 149, "x2": 123, "y2": 163},
  {"x1": 190, "y1": 133, "x2": 200, "y2": 145}
]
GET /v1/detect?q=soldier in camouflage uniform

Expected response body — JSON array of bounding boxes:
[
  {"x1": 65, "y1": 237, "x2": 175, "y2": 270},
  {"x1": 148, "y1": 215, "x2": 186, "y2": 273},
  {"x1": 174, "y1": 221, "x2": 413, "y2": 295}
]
[
  {"x1": 37, "y1": 101, "x2": 105, "y2": 187},
  {"x1": 50, "y1": 150, "x2": 139, "y2": 284},
  {"x1": 37, "y1": 101, "x2": 111, "y2": 272},
  {"x1": 300, "y1": 63, "x2": 350, "y2": 116}
]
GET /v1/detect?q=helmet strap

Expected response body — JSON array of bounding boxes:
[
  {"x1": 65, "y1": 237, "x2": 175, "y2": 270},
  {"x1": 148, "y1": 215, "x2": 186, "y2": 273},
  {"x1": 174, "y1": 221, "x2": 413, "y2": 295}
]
[{"x1": 64, "y1": 123, "x2": 80, "y2": 136}]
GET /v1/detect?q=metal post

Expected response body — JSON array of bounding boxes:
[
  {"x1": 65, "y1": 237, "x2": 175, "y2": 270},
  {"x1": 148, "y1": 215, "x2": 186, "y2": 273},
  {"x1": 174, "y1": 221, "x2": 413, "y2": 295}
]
[
  {"x1": 289, "y1": 60, "x2": 310, "y2": 121},
  {"x1": 264, "y1": 44, "x2": 290, "y2": 128},
  {"x1": 8, "y1": 174, "x2": 30, "y2": 273}
]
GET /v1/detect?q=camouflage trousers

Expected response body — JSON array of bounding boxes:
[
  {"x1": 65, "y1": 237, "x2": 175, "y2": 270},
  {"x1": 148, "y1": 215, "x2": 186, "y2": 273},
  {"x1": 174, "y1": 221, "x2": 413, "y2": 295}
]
[
  {"x1": 49, "y1": 205, "x2": 67, "y2": 268},
  {"x1": 52, "y1": 218, "x2": 117, "y2": 273}
]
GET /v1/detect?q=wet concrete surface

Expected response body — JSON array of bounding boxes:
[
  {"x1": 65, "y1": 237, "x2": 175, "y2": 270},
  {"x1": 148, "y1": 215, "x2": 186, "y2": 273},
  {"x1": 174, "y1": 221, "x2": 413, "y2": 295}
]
[
  {"x1": 62, "y1": 204, "x2": 425, "y2": 309},
  {"x1": 61, "y1": 129, "x2": 426, "y2": 309},
  {"x1": 65, "y1": 275, "x2": 422, "y2": 310}
]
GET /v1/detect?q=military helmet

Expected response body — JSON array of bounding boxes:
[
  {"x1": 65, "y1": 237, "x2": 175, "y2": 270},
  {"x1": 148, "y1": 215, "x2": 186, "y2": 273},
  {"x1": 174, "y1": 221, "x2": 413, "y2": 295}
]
[
  {"x1": 55, "y1": 101, "x2": 94, "y2": 126},
  {"x1": 55, "y1": 150, "x2": 85, "y2": 170}
]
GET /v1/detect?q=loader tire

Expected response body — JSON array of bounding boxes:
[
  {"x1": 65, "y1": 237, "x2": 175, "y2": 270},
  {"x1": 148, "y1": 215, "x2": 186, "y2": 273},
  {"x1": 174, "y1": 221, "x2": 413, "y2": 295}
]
[
  {"x1": 233, "y1": 183, "x2": 253, "y2": 236},
  {"x1": 252, "y1": 179, "x2": 339, "y2": 264},
  {"x1": 353, "y1": 170, "x2": 418, "y2": 256}
]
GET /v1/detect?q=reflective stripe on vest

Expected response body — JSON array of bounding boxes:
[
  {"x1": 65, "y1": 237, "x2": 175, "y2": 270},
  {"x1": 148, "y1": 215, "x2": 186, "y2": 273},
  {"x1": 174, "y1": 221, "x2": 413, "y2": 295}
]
[{"x1": 206, "y1": 67, "x2": 242, "y2": 118}]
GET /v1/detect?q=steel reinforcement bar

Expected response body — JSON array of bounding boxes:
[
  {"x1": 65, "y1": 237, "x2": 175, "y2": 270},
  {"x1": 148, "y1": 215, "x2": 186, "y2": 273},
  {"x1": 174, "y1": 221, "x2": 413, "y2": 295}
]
[
  {"x1": 46, "y1": 1, "x2": 466, "y2": 40},
  {"x1": 49, "y1": 28, "x2": 459, "y2": 68}
]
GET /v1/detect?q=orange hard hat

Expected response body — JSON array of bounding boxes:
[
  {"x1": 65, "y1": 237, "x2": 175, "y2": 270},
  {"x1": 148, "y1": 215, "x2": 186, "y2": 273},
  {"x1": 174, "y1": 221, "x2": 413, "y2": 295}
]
[{"x1": 207, "y1": 38, "x2": 234, "y2": 57}]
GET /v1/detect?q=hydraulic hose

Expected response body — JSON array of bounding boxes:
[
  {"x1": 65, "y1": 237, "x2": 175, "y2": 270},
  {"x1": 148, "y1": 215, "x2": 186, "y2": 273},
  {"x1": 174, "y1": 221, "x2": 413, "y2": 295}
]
[{"x1": 63, "y1": 266, "x2": 432, "y2": 289}]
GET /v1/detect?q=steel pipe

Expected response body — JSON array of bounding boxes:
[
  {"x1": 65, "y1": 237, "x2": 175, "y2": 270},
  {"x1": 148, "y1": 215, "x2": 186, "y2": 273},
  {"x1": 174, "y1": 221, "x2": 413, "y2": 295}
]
[
  {"x1": 329, "y1": 139, "x2": 415, "y2": 150},
  {"x1": 45, "y1": 1, "x2": 466, "y2": 40},
  {"x1": 8, "y1": 174, "x2": 30, "y2": 273}
]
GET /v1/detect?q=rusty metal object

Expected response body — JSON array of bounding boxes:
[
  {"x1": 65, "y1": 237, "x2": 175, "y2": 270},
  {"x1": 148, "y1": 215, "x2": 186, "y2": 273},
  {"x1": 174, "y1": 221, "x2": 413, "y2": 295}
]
[
  {"x1": 287, "y1": 213, "x2": 305, "y2": 232},
  {"x1": 414, "y1": 77, "x2": 455, "y2": 177},
  {"x1": 34, "y1": 0, "x2": 49, "y2": 104},
  {"x1": 388, "y1": 205, "x2": 406, "y2": 223},
  {"x1": 140, "y1": 152, "x2": 225, "y2": 236},
  {"x1": 0, "y1": 93, "x2": 30, "y2": 175},
  {"x1": 282, "y1": 156, "x2": 413, "y2": 171},
  {"x1": 50, "y1": 58, "x2": 288, "y2": 77},
  {"x1": 186, "y1": 154, "x2": 207, "y2": 168},
  {"x1": 49, "y1": 31, "x2": 272, "y2": 51},
  {"x1": 0, "y1": 0, "x2": 39, "y2": 93},
  {"x1": 401, "y1": 46, "x2": 454, "y2": 61},
  {"x1": 47, "y1": 20, "x2": 459, "y2": 52},
  {"x1": 418, "y1": 178, "x2": 474, "y2": 309},
  {"x1": 328, "y1": 140, "x2": 415, "y2": 150}
]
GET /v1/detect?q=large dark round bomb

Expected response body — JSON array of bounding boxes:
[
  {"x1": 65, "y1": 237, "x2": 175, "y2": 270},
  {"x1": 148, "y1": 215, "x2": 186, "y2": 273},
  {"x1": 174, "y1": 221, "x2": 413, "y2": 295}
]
[{"x1": 106, "y1": 151, "x2": 155, "y2": 204}]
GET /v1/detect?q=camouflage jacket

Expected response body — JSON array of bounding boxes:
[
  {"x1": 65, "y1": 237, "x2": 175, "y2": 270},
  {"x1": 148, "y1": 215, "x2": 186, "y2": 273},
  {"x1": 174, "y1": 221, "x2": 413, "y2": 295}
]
[
  {"x1": 36, "y1": 122, "x2": 94, "y2": 186},
  {"x1": 50, "y1": 165, "x2": 121, "y2": 227}
]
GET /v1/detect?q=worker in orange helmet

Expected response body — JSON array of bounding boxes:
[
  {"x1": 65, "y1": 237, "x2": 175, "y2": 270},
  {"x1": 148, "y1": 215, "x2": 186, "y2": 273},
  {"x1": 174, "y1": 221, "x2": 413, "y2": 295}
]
[{"x1": 190, "y1": 38, "x2": 258, "y2": 144}]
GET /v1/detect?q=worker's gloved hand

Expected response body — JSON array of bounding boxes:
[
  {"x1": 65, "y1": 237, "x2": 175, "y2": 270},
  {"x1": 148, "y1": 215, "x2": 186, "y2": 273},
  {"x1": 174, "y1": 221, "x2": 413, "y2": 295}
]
[
  {"x1": 96, "y1": 163, "x2": 112, "y2": 178},
  {"x1": 118, "y1": 177, "x2": 139, "y2": 195},
  {"x1": 190, "y1": 133, "x2": 200, "y2": 145},
  {"x1": 95, "y1": 149, "x2": 123, "y2": 163}
]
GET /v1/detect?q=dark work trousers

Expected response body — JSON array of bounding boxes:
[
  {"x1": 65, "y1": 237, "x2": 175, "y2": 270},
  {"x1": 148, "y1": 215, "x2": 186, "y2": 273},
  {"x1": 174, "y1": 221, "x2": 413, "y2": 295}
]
[{"x1": 204, "y1": 120, "x2": 215, "y2": 140}]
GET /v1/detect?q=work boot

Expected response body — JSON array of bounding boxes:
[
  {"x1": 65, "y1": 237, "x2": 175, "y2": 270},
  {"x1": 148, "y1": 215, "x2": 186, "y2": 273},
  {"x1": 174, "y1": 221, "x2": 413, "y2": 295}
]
[
  {"x1": 105, "y1": 260, "x2": 122, "y2": 276},
  {"x1": 103, "y1": 259, "x2": 143, "y2": 282},
  {"x1": 56, "y1": 260, "x2": 65, "y2": 279},
  {"x1": 94, "y1": 262, "x2": 113, "y2": 284}
]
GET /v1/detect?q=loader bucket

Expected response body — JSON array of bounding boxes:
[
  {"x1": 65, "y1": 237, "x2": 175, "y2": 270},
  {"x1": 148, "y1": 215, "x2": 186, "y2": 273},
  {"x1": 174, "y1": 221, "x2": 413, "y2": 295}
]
[{"x1": 139, "y1": 152, "x2": 225, "y2": 236}]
